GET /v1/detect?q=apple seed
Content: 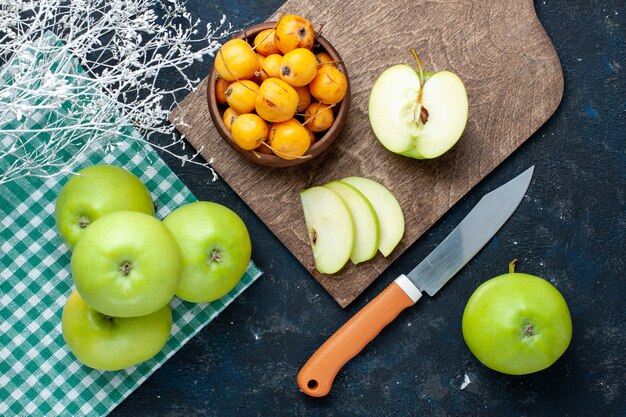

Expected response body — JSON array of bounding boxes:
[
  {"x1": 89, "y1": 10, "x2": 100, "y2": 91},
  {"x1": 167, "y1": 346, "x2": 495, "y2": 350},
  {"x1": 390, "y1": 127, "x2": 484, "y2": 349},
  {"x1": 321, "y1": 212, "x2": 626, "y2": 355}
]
[{"x1": 420, "y1": 107, "x2": 429, "y2": 124}]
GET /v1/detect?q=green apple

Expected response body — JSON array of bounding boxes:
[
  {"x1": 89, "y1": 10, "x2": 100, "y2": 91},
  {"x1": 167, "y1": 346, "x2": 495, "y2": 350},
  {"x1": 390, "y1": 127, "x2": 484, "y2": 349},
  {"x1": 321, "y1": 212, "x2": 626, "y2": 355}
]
[
  {"x1": 300, "y1": 186, "x2": 354, "y2": 274},
  {"x1": 163, "y1": 202, "x2": 252, "y2": 303},
  {"x1": 62, "y1": 290, "x2": 172, "y2": 371},
  {"x1": 55, "y1": 164, "x2": 154, "y2": 250},
  {"x1": 71, "y1": 211, "x2": 182, "y2": 317},
  {"x1": 341, "y1": 176, "x2": 404, "y2": 257},
  {"x1": 324, "y1": 181, "x2": 379, "y2": 265},
  {"x1": 462, "y1": 261, "x2": 572, "y2": 375},
  {"x1": 368, "y1": 51, "x2": 468, "y2": 159}
]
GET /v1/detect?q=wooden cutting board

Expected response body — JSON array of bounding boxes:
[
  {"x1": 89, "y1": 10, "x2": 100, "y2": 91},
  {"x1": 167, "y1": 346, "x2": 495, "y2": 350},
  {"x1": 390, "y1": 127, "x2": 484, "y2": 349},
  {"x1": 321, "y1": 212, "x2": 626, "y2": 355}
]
[{"x1": 170, "y1": 0, "x2": 563, "y2": 307}]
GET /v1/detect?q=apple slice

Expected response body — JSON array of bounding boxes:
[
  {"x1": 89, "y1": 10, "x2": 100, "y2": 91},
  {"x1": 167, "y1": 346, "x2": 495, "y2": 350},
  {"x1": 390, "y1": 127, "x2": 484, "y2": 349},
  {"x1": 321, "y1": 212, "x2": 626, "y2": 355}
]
[
  {"x1": 300, "y1": 186, "x2": 354, "y2": 274},
  {"x1": 324, "y1": 181, "x2": 380, "y2": 265},
  {"x1": 341, "y1": 177, "x2": 404, "y2": 257},
  {"x1": 368, "y1": 60, "x2": 468, "y2": 159}
]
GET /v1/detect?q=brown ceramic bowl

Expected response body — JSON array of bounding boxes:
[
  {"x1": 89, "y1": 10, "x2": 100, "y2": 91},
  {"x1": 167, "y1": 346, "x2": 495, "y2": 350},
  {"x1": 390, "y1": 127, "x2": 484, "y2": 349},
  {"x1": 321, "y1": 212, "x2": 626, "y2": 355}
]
[{"x1": 207, "y1": 22, "x2": 350, "y2": 168}]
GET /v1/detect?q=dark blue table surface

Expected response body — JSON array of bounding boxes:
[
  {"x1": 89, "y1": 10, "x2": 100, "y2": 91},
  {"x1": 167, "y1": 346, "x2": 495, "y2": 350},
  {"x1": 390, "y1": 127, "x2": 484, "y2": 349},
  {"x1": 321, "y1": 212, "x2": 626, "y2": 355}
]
[{"x1": 112, "y1": 1, "x2": 625, "y2": 416}]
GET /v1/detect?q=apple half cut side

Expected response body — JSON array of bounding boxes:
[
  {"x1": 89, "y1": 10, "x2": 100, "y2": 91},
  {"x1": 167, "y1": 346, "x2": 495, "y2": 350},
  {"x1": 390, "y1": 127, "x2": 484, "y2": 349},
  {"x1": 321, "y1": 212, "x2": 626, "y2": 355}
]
[
  {"x1": 300, "y1": 186, "x2": 355, "y2": 274},
  {"x1": 323, "y1": 181, "x2": 380, "y2": 265},
  {"x1": 368, "y1": 64, "x2": 468, "y2": 159},
  {"x1": 340, "y1": 177, "x2": 404, "y2": 257}
]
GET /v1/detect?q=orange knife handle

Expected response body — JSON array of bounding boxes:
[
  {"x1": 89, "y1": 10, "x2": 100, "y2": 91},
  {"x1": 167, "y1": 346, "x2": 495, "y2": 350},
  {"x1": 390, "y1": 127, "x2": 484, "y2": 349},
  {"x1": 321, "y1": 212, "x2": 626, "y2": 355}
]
[{"x1": 297, "y1": 275, "x2": 422, "y2": 397}]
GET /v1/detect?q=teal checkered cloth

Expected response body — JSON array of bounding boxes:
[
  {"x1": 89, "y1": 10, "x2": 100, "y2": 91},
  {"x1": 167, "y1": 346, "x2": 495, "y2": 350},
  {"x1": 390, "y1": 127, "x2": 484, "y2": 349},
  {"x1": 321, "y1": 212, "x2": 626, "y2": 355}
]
[{"x1": 0, "y1": 34, "x2": 262, "y2": 416}]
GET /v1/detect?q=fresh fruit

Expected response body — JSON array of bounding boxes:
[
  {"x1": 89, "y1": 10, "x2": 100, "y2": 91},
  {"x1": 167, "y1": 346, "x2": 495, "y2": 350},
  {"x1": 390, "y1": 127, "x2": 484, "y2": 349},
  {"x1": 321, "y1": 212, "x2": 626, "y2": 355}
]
[
  {"x1": 55, "y1": 164, "x2": 153, "y2": 250},
  {"x1": 269, "y1": 118, "x2": 311, "y2": 160},
  {"x1": 225, "y1": 80, "x2": 259, "y2": 114},
  {"x1": 255, "y1": 78, "x2": 299, "y2": 123},
  {"x1": 215, "y1": 78, "x2": 231, "y2": 105},
  {"x1": 300, "y1": 177, "x2": 404, "y2": 273},
  {"x1": 324, "y1": 181, "x2": 379, "y2": 264},
  {"x1": 231, "y1": 113, "x2": 269, "y2": 150},
  {"x1": 304, "y1": 125, "x2": 316, "y2": 145},
  {"x1": 304, "y1": 101, "x2": 335, "y2": 132},
  {"x1": 341, "y1": 177, "x2": 404, "y2": 257},
  {"x1": 309, "y1": 65, "x2": 348, "y2": 105},
  {"x1": 280, "y1": 48, "x2": 318, "y2": 87},
  {"x1": 315, "y1": 51, "x2": 335, "y2": 67},
  {"x1": 368, "y1": 49, "x2": 468, "y2": 159},
  {"x1": 251, "y1": 53, "x2": 266, "y2": 85},
  {"x1": 163, "y1": 202, "x2": 252, "y2": 303},
  {"x1": 275, "y1": 14, "x2": 315, "y2": 54},
  {"x1": 254, "y1": 28, "x2": 280, "y2": 56},
  {"x1": 462, "y1": 261, "x2": 572, "y2": 375},
  {"x1": 260, "y1": 53, "x2": 282, "y2": 81},
  {"x1": 255, "y1": 140, "x2": 275, "y2": 155},
  {"x1": 294, "y1": 85, "x2": 312, "y2": 112},
  {"x1": 212, "y1": 17, "x2": 348, "y2": 159},
  {"x1": 300, "y1": 186, "x2": 354, "y2": 274},
  {"x1": 214, "y1": 39, "x2": 259, "y2": 82},
  {"x1": 62, "y1": 290, "x2": 172, "y2": 371},
  {"x1": 71, "y1": 210, "x2": 182, "y2": 318},
  {"x1": 222, "y1": 107, "x2": 240, "y2": 132}
]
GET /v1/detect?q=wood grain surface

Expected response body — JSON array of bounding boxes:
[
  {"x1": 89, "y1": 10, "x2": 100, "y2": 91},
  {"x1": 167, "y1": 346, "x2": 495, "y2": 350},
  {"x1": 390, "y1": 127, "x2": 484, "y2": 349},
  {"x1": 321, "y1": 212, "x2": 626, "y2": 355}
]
[{"x1": 170, "y1": 0, "x2": 563, "y2": 307}]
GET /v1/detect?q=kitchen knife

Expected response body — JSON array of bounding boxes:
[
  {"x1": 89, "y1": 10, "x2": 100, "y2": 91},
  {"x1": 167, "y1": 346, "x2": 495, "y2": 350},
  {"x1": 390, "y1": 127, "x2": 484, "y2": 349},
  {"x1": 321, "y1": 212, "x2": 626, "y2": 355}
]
[{"x1": 297, "y1": 166, "x2": 534, "y2": 397}]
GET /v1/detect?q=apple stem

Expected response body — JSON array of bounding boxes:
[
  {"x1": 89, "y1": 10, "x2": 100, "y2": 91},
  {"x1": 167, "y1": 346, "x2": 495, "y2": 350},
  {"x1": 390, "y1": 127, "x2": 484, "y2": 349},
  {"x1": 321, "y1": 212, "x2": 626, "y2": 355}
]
[
  {"x1": 78, "y1": 216, "x2": 90, "y2": 229},
  {"x1": 410, "y1": 48, "x2": 427, "y2": 126},
  {"x1": 410, "y1": 48, "x2": 424, "y2": 90},
  {"x1": 523, "y1": 323, "x2": 536, "y2": 337},
  {"x1": 210, "y1": 249, "x2": 222, "y2": 264},
  {"x1": 509, "y1": 259, "x2": 517, "y2": 274},
  {"x1": 120, "y1": 261, "x2": 132, "y2": 276}
]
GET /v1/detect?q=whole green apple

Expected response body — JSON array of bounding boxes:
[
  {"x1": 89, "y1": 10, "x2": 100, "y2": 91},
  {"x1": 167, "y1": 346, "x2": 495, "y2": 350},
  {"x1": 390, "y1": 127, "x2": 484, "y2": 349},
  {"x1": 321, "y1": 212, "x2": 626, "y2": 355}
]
[
  {"x1": 62, "y1": 290, "x2": 172, "y2": 371},
  {"x1": 55, "y1": 164, "x2": 154, "y2": 250},
  {"x1": 462, "y1": 261, "x2": 572, "y2": 375},
  {"x1": 71, "y1": 211, "x2": 181, "y2": 317},
  {"x1": 163, "y1": 201, "x2": 251, "y2": 303}
]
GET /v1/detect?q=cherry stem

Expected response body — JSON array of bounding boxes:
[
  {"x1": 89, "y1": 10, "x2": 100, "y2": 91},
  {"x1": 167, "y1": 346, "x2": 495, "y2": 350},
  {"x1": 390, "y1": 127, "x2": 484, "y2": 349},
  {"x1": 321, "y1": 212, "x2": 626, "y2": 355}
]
[
  {"x1": 317, "y1": 59, "x2": 342, "y2": 67},
  {"x1": 509, "y1": 259, "x2": 518, "y2": 274},
  {"x1": 218, "y1": 47, "x2": 239, "y2": 83},
  {"x1": 259, "y1": 141, "x2": 311, "y2": 160},
  {"x1": 301, "y1": 103, "x2": 336, "y2": 127},
  {"x1": 250, "y1": 22, "x2": 278, "y2": 52},
  {"x1": 314, "y1": 22, "x2": 325, "y2": 41}
]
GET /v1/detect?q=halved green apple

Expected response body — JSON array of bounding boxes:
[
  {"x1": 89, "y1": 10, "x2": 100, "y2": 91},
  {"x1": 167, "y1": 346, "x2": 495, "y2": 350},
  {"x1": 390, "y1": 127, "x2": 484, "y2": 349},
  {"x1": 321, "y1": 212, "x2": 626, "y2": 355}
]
[
  {"x1": 300, "y1": 186, "x2": 355, "y2": 274},
  {"x1": 368, "y1": 56, "x2": 468, "y2": 159},
  {"x1": 341, "y1": 177, "x2": 404, "y2": 257},
  {"x1": 324, "y1": 181, "x2": 380, "y2": 265}
]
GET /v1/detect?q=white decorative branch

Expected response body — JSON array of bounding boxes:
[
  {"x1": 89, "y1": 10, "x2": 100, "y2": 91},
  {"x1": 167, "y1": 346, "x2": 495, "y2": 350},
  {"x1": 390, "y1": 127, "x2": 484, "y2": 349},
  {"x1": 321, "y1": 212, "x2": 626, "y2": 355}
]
[{"x1": 0, "y1": 0, "x2": 233, "y2": 184}]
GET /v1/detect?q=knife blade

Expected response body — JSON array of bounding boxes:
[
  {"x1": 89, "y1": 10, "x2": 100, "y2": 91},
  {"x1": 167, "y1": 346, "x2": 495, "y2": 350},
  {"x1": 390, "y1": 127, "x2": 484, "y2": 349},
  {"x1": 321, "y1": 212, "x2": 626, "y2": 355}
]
[{"x1": 297, "y1": 166, "x2": 534, "y2": 397}]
